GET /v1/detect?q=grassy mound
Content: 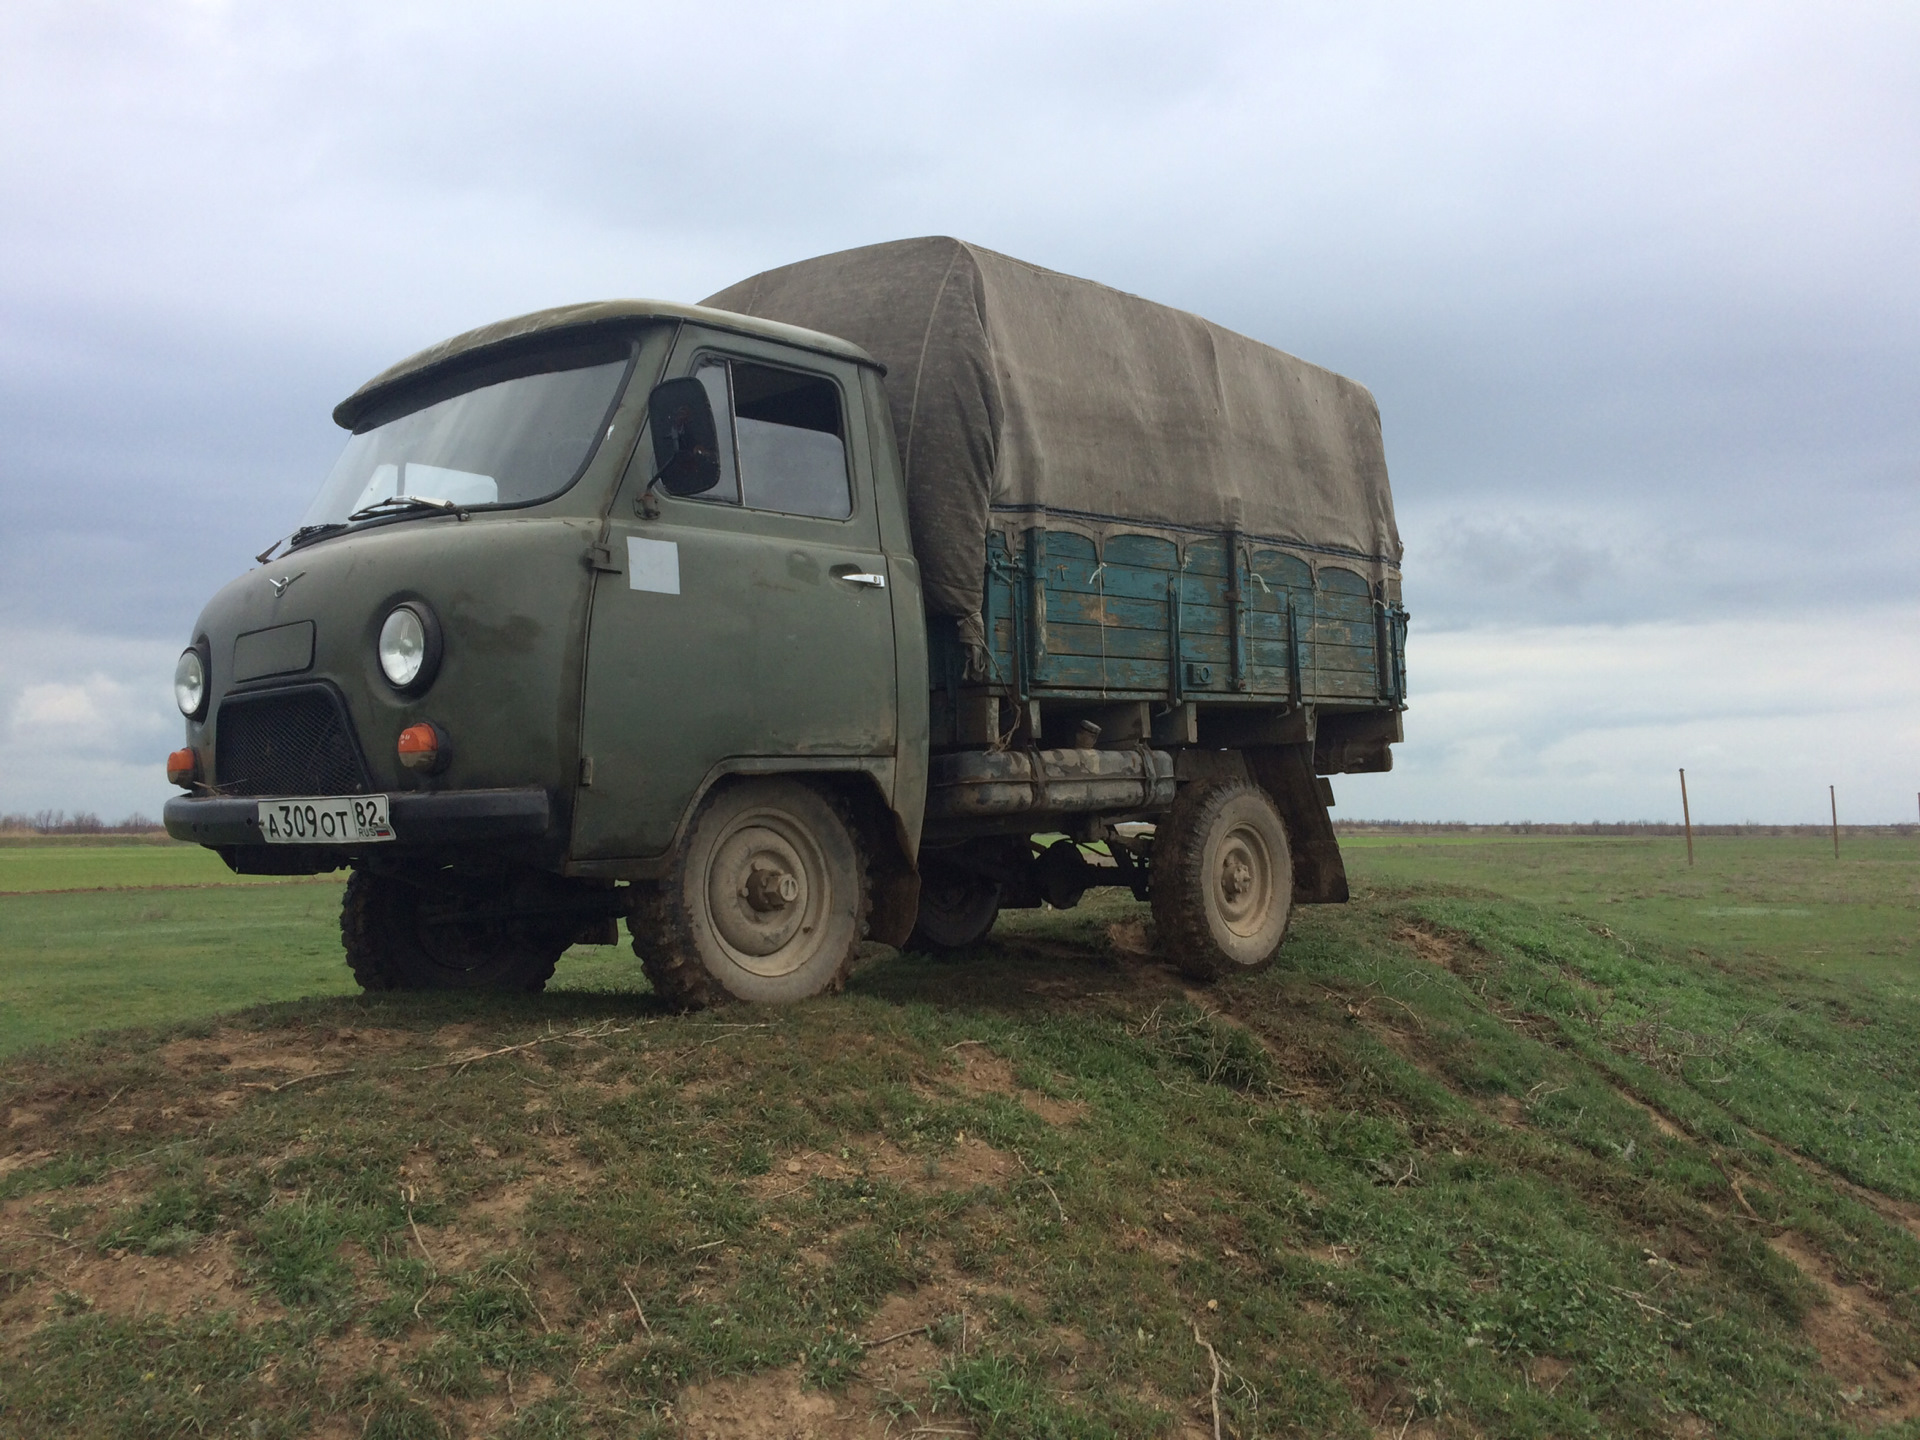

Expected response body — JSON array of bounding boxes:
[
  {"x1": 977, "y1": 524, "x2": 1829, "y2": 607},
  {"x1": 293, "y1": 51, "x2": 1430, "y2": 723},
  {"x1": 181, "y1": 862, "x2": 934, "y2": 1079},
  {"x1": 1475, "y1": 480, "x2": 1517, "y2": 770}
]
[{"x1": 2, "y1": 836, "x2": 1918, "y2": 1437}]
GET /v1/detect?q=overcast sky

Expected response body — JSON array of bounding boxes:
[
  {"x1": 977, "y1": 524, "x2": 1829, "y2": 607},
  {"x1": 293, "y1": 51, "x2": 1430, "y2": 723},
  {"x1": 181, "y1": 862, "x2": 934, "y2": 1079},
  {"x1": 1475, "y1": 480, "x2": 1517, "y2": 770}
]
[{"x1": 2, "y1": 1, "x2": 1916, "y2": 824}]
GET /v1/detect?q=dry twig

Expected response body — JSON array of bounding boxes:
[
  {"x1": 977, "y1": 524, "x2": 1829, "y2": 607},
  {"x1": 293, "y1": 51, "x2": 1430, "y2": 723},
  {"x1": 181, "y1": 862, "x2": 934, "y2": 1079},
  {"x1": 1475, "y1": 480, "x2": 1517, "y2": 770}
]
[
  {"x1": 242, "y1": 1068, "x2": 354, "y2": 1093},
  {"x1": 1709, "y1": 1152, "x2": 1764, "y2": 1222},
  {"x1": 1018, "y1": 1153, "x2": 1067, "y2": 1224},
  {"x1": 863, "y1": 1322, "x2": 936, "y2": 1348},
  {"x1": 1607, "y1": 1284, "x2": 1693, "y2": 1329},
  {"x1": 403, "y1": 1193, "x2": 437, "y2": 1270},
  {"x1": 623, "y1": 1280, "x2": 653, "y2": 1336},
  {"x1": 415, "y1": 1021, "x2": 641, "y2": 1075},
  {"x1": 505, "y1": 1271, "x2": 552, "y2": 1333},
  {"x1": 1192, "y1": 1323, "x2": 1224, "y2": 1440},
  {"x1": 402, "y1": 1186, "x2": 439, "y2": 1321}
]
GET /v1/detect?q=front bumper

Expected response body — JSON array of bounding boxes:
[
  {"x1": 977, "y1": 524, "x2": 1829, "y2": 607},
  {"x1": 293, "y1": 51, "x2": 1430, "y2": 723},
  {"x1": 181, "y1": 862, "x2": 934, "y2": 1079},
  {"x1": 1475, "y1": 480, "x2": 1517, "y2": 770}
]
[{"x1": 164, "y1": 787, "x2": 554, "y2": 849}]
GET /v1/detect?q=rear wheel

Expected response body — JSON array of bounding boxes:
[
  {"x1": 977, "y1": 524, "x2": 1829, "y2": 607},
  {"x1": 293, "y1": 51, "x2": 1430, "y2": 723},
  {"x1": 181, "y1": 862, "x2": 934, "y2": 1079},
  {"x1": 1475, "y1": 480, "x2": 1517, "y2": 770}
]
[
  {"x1": 907, "y1": 866, "x2": 1002, "y2": 953},
  {"x1": 1151, "y1": 778, "x2": 1293, "y2": 981},
  {"x1": 631, "y1": 778, "x2": 869, "y2": 1009},
  {"x1": 341, "y1": 869, "x2": 569, "y2": 992}
]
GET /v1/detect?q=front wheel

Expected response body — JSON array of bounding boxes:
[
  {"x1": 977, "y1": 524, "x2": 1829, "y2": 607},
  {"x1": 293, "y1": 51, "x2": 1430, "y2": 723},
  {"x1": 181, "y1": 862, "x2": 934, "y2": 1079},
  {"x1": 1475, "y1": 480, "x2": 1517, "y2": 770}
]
[
  {"x1": 1150, "y1": 778, "x2": 1293, "y2": 981},
  {"x1": 341, "y1": 869, "x2": 569, "y2": 992},
  {"x1": 631, "y1": 778, "x2": 869, "y2": 1009}
]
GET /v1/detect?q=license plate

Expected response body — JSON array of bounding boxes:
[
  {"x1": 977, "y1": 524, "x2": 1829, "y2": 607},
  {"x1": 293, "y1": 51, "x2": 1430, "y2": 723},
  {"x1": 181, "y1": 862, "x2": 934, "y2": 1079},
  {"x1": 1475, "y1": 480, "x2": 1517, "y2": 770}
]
[{"x1": 256, "y1": 795, "x2": 394, "y2": 844}]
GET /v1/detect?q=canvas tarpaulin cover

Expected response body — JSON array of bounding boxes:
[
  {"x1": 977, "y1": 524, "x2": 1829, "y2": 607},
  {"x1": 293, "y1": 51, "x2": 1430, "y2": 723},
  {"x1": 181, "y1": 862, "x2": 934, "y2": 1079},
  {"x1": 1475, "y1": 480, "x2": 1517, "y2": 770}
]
[{"x1": 702, "y1": 237, "x2": 1401, "y2": 620}]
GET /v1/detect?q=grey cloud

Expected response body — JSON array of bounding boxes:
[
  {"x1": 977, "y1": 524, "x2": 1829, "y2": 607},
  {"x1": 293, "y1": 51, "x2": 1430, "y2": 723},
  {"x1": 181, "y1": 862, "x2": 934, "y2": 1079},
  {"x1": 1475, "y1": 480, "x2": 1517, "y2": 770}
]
[{"x1": 1, "y1": 1, "x2": 1916, "y2": 819}]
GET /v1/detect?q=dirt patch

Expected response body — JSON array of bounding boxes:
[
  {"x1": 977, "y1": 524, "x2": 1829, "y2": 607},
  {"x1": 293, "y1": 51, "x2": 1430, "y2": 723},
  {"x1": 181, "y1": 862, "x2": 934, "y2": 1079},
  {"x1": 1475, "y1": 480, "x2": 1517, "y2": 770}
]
[
  {"x1": 676, "y1": 1276, "x2": 996, "y2": 1438},
  {"x1": 1394, "y1": 922, "x2": 1462, "y2": 969},
  {"x1": 1106, "y1": 918, "x2": 1154, "y2": 958},
  {"x1": 1604, "y1": 1083, "x2": 1688, "y2": 1141},
  {"x1": 1525, "y1": 1354, "x2": 1572, "y2": 1392},
  {"x1": 1305, "y1": 1243, "x2": 1357, "y2": 1268},
  {"x1": 879, "y1": 1279, "x2": 1052, "y2": 1418},
  {"x1": 1135, "y1": 1230, "x2": 1193, "y2": 1265},
  {"x1": 756, "y1": 1136, "x2": 1016, "y2": 1202},
  {"x1": 938, "y1": 1044, "x2": 1087, "y2": 1126},
  {"x1": 859, "y1": 1288, "x2": 957, "y2": 1390},
  {"x1": 0, "y1": 1227, "x2": 271, "y2": 1334},
  {"x1": 1362, "y1": 1375, "x2": 1443, "y2": 1439},
  {"x1": 1369, "y1": 1421, "x2": 1440, "y2": 1440},
  {"x1": 676, "y1": 1365, "x2": 914, "y2": 1439},
  {"x1": 155, "y1": 1025, "x2": 412, "y2": 1087},
  {"x1": 0, "y1": 1149, "x2": 53, "y2": 1177},
  {"x1": 465, "y1": 1172, "x2": 544, "y2": 1232},
  {"x1": 1391, "y1": 920, "x2": 1496, "y2": 983},
  {"x1": 1769, "y1": 1231, "x2": 1920, "y2": 1421},
  {"x1": 411, "y1": 1215, "x2": 510, "y2": 1275}
]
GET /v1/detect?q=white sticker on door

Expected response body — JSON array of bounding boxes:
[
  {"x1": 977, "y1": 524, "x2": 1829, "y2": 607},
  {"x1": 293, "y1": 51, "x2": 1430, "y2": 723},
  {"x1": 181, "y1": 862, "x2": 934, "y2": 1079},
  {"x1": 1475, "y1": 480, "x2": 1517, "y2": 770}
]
[{"x1": 627, "y1": 537, "x2": 680, "y2": 594}]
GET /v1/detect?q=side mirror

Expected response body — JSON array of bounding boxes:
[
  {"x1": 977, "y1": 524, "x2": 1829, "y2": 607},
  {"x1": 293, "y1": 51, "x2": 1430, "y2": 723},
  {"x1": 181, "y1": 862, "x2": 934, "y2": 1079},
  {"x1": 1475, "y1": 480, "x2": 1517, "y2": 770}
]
[{"x1": 646, "y1": 377, "x2": 722, "y2": 497}]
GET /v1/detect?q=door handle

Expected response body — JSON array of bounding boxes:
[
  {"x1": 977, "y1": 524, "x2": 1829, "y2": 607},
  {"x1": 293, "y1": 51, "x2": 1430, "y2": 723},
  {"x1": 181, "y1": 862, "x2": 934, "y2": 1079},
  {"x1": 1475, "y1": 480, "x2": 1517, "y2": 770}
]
[{"x1": 836, "y1": 572, "x2": 887, "y2": 589}]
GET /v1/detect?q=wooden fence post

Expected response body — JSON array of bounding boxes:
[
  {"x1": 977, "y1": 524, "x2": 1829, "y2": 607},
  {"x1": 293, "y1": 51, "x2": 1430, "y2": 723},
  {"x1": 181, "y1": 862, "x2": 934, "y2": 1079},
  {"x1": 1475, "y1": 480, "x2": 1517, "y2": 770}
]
[
  {"x1": 1830, "y1": 785, "x2": 1840, "y2": 859},
  {"x1": 1679, "y1": 769, "x2": 1694, "y2": 867}
]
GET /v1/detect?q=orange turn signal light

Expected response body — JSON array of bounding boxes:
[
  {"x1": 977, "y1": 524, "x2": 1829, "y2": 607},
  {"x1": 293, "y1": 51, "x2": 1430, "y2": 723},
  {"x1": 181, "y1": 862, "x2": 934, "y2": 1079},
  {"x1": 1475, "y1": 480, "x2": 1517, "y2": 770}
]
[
  {"x1": 166, "y1": 748, "x2": 198, "y2": 788},
  {"x1": 397, "y1": 722, "x2": 448, "y2": 774}
]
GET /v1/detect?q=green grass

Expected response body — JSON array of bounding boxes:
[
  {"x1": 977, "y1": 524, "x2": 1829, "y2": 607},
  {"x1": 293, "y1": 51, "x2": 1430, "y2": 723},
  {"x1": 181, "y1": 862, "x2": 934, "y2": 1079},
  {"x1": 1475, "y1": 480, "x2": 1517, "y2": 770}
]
[
  {"x1": 0, "y1": 832, "x2": 1917, "y2": 1437},
  {"x1": 1344, "y1": 832, "x2": 1920, "y2": 981},
  {"x1": 0, "y1": 882, "x2": 355, "y2": 1056},
  {"x1": 0, "y1": 838, "x2": 324, "y2": 894},
  {"x1": 0, "y1": 845, "x2": 644, "y2": 1057}
]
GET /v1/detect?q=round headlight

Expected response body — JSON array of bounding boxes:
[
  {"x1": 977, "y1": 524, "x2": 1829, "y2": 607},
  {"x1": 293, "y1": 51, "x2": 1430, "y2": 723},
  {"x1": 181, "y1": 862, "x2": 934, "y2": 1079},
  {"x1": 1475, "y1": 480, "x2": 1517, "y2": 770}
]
[
  {"x1": 174, "y1": 648, "x2": 206, "y2": 718},
  {"x1": 379, "y1": 606, "x2": 429, "y2": 689}
]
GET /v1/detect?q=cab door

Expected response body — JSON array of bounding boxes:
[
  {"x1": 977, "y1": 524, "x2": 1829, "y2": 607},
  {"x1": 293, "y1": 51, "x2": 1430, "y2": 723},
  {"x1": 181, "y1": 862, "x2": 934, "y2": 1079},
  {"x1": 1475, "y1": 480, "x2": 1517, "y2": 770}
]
[{"x1": 570, "y1": 329, "x2": 897, "y2": 861}]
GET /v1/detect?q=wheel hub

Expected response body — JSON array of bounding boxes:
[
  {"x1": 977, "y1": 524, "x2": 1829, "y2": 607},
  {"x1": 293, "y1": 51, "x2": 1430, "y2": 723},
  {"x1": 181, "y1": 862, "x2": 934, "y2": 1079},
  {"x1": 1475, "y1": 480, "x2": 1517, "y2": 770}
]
[
  {"x1": 744, "y1": 864, "x2": 800, "y2": 912},
  {"x1": 1221, "y1": 855, "x2": 1254, "y2": 902},
  {"x1": 1213, "y1": 824, "x2": 1273, "y2": 937},
  {"x1": 706, "y1": 820, "x2": 824, "y2": 972}
]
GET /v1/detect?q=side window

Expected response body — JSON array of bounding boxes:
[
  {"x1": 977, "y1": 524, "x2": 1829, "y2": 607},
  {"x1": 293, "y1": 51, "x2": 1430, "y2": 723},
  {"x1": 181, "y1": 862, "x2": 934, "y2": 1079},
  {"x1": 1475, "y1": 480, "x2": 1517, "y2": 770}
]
[
  {"x1": 691, "y1": 356, "x2": 851, "y2": 520},
  {"x1": 692, "y1": 361, "x2": 742, "y2": 504}
]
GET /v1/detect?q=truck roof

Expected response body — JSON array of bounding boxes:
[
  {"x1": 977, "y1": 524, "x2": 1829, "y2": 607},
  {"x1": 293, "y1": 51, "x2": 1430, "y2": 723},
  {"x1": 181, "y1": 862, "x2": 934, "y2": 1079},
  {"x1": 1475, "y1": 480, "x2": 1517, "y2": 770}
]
[{"x1": 332, "y1": 299, "x2": 882, "y2": 430}]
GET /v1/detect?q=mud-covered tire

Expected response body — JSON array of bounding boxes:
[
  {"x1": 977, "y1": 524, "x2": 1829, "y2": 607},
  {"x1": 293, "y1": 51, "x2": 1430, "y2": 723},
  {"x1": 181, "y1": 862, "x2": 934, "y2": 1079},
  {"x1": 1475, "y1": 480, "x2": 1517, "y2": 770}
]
[
  {"x1": 907, "y1": 867, "x2": 1002, "y2": 954},
  {"x1": 1150, "y1": 778, "x2": 1293, "y2": 981},
  {"x1": 341, "y1": 869, "x2": 566, "y2": 993},
  {"x1": 630, "y1": 778, "x2": 869, "y2": 1009}
]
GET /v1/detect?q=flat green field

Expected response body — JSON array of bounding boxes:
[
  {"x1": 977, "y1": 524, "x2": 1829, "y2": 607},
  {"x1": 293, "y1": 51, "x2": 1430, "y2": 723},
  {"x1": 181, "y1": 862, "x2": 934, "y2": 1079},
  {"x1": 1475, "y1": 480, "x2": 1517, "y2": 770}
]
[
  {"x1": 2, "y1": 832, "x2": 1918, "y2": 1438},
  {"x1": 1344, "y1": 832, "x2": 1920, "y2": 980},
  {"x1": 0, "y1": 844, "x2": 643, "y2": 1056},
  {"x1": 0, "y1": 835, "x2": 321, "y2": 895}
]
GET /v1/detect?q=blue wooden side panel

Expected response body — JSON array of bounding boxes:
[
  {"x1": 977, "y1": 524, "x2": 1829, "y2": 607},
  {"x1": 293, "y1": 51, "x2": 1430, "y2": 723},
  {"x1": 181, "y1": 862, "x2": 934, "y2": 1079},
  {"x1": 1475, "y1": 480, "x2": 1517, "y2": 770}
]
[
  {"x1": 930, "y1": 528, "x2": 1404, "y2": 708},
  {"x1": 1312, "y1": 566, "x2": 1379, "y2": 701}
]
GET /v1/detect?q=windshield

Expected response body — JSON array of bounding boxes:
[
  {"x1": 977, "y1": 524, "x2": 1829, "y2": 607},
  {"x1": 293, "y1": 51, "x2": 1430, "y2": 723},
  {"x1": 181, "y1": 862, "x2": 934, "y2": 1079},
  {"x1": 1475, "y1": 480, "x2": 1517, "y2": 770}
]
[{"x1": 300, "y1": 339, "x2": 634, "y2": 530}]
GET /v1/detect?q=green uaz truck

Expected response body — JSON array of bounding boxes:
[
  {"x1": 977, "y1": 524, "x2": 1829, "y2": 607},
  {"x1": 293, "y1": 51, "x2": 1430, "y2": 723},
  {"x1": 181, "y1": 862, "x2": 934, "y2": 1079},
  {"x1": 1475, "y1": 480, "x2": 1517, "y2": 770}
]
[{"x1": 163, "y1": 238, "x2": 1406, "y2": 1007}]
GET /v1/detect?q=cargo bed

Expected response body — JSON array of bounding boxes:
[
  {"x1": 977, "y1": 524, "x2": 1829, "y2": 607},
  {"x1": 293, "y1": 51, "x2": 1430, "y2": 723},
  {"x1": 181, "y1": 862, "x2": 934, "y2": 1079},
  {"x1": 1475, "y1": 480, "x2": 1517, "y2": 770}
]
[{"x1": 929, "y1": 524, "x2": 1407, "y2": 754}]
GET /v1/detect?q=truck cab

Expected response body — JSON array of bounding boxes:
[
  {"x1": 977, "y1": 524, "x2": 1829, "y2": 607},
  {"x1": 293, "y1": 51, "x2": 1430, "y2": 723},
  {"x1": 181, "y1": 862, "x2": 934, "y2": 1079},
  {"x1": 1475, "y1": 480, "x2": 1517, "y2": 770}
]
[{"x1": 166, "y1": 303, "x2": 927, "y2": 1000}]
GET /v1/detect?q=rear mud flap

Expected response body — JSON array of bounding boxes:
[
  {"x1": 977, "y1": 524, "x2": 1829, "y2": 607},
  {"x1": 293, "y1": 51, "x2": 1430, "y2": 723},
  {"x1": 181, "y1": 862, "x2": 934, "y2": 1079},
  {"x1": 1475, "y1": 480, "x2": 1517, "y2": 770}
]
[{"x1": 1246, "y1": 746, "x2": 1349, "y2": 904}]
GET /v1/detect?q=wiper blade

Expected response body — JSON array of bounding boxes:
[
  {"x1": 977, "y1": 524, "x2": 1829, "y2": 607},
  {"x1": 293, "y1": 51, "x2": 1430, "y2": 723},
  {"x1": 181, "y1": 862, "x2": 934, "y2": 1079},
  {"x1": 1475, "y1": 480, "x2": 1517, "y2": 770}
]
[
  {"x1": 255, "y1": 522, "x2": 346, "y2": 565},
  {"x1": 257, "y1": 499, "x2": 462, "y2": 561},
  {"x1": 347, "y1": 495, "x2": 461, "y2": 522}
]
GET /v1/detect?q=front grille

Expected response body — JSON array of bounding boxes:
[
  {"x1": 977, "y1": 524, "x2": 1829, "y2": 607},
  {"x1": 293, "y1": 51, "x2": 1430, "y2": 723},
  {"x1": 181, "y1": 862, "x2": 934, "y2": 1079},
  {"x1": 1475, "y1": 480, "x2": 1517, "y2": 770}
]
[{"x1": 215, "y1": 686, "x2": 371, "y2": 798}]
